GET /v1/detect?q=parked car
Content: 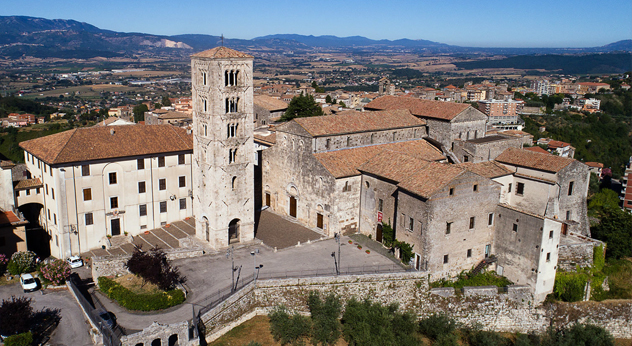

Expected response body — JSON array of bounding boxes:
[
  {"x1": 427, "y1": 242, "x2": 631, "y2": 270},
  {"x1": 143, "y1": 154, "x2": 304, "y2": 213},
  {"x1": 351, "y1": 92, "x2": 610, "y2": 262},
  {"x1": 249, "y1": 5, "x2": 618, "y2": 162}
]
[
  {"x1": 67, "y1": 256, "x2": 83, "y2": 269},
  {"x1": 20, "y1": 273, "x2": 38, "y2": 292},
  {"x1": 99, "y1": 311, "x2": 116, "y2": 329}
]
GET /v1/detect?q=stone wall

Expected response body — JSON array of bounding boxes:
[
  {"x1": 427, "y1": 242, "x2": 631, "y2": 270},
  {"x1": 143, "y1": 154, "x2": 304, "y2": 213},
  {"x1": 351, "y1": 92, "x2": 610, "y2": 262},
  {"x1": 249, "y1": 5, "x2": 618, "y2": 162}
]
[
  {"x1": 195, "y1": 272, "x2": 632, "y2": 342},
  {"x1": 558, "y1": 234, "x2": 602, "y2": 272},
  {"x1": 91, "y1": 248, "x2": 204, "y2": 280}
]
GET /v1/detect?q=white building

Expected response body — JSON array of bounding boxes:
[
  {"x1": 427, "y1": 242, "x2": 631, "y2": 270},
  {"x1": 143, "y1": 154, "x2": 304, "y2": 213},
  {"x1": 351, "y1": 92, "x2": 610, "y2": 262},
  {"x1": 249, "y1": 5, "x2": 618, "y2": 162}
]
[{"x1": 19, "y1": 125, "x2": 193, "y2": 258}]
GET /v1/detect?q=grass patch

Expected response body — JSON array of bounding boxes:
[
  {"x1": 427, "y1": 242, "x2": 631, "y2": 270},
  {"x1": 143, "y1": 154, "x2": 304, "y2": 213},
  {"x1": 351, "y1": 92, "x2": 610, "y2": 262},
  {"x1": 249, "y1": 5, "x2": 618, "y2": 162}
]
[
  {"x1": 97, "y1": 276, "x2": 185, "y2": 311},
  {"x1": 601, "y1": 258, "x2": 632, "y2": 300},
  {"x1": 430, "y1": 270, "x2": 512, "y2": 289},
  {"x1": 114, "y1": 274, "x2": 162, "y2": 295}
]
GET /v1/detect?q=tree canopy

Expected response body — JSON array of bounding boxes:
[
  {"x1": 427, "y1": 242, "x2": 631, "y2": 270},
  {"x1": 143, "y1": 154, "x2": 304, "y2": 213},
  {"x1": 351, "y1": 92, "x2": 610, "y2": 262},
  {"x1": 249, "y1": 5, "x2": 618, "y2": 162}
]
[{"x1": 281, "y1": 93, "x2": 323, "y2": 121}]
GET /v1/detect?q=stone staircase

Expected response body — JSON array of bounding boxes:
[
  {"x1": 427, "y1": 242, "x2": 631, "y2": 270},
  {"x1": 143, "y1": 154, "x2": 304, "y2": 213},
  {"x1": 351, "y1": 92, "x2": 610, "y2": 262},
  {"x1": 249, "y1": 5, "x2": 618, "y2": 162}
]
[{"x1": 470, "y1": 255, "x2": 497, "y2": 276}]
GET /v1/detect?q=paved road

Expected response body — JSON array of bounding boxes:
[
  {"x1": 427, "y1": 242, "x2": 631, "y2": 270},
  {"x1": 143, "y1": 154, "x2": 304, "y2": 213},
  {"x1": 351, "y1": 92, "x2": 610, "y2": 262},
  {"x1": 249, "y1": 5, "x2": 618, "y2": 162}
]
[
  {"x1": 95, "y1": 235, "x2": 403, "y2": 330},
  {"x1": 0, "y1": 281, "x2": 92, "y2": 346}
]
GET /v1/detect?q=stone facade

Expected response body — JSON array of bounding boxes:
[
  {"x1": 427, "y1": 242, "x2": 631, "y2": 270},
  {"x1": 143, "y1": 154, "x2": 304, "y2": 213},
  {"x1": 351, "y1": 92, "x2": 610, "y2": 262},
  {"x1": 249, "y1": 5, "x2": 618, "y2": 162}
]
[
  {"x1": 191, "y1": 47, "x2": 256, "y2": 249},
  {"x1": 452, "y1": 135, "x2": 524, "y2": 163},
  {"x1": 425, "y1": 107, "x2": 487, "y2": 149},
  {"x1": 558, "y1": 232, "x2": 603, "y2": 272}
]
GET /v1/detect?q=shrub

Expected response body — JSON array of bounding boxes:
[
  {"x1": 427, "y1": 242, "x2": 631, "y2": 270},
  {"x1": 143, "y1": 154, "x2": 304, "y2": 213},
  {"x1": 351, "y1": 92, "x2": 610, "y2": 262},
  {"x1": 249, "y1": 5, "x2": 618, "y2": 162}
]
[
  {"x1": 553, "y1": 271, "x2": 587, "y2": 302},
  {"x1": 39, "y1": 259, "x2": 71, "y2": 286},
  {"x1": 434, "y1": 333, "x2": 460, "y2": 346},
  {"x1": 395, "y1": 240, "x2": 414, "y2": 264},
  {"x1": 418, "y1": 313, "x2": 458, "y2": 340},
  {"x1": 0, "y1": 296, "x2": 33, "y2": 336},
  {"x1": 541, "y1": 324, "x2": 614, "y2": 346},
  {"x1": 268, "y1": 305, "x2": 311, "y2": 346},
  {"x1": 3, "y1": 331, "x2": 33, "y2": 346},
  {"x1": 465, "y1": 330, "x2": 511, "y2": 346},
  {"x1": 431, "y1": 270, "x2": 512, "y2": 289},
  {"x1": 244, "y1": 342, "x2": 262, "y2": 346},
  {"x1": 7, "y1": 251, "x2": 36, "y2": 275},
  {"x1": 97, "y1": 277, "x2": 185, "y2": 311},
  {"x1": 0, "y1": 253, "x2": 8, "y2": 275},
  {"x1": 126, "y1": 248, "x2": 185, "y2": 291},
  {"x1": 308, "y1": 291, "x2": 341, "y2": 346}
]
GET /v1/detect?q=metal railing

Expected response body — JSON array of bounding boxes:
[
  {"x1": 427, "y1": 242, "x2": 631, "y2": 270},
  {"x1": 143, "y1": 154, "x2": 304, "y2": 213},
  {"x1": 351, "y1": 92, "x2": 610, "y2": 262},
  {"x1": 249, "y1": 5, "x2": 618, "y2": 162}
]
[{"x1": 68, "y1": 276, "x2": 122, "y2": 346}]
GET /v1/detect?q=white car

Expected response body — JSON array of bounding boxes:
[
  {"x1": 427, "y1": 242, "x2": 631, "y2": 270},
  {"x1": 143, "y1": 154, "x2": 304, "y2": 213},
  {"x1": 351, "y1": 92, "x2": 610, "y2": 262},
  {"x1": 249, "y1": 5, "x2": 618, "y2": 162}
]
[
  {"x1": 67, "y1": 256, "x2": 83, "y2": 269},
  {"x1": 20, "y1": 273, "x2": 38, "y2": 292}
]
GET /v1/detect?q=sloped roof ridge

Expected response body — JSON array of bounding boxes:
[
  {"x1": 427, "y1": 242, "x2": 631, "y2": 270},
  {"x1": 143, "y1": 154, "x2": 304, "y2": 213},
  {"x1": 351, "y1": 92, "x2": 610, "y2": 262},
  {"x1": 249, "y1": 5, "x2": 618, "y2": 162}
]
[{"x1": 53, "y1": 128, "x2": 79, "y2": 164}]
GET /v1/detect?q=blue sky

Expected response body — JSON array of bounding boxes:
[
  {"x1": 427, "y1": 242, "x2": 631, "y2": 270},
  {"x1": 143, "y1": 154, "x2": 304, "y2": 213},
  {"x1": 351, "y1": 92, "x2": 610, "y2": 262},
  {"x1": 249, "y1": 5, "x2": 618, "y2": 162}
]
[{"x1": 2, "y1": 0, "x2": 631, "y2": 47}]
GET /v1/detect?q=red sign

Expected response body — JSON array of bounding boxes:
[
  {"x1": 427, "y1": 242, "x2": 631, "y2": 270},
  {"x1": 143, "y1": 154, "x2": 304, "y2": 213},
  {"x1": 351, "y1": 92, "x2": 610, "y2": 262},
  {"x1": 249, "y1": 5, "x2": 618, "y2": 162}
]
[{"x1": 377, "y1": 212, "x2": 383, "y2": 223}]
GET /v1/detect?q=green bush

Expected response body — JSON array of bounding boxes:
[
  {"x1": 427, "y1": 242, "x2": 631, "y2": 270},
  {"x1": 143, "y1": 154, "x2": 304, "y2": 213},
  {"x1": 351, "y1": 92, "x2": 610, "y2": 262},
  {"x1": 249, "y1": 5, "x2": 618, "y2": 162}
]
[
  {"x1": 553, "y1": 272, "x2": 587, "y2": 302},
  {"x1": 97, "y1": 277, "x2": 185, "y2": 311},
  {"x1": 268, "y1": 305, "x2": 311, "y2": 346},
  {"x1": 418, "y1": 313, "x2": 458, "y2": 340},
  {"x1": 434, "y1": 333, "x2": 459, "y2": 346},
  {"x1": 430, "y1": 270, "x2": 512, "y2": 289},
  {"x1": 307, "y1": 291, "x2": 341, "y2": 346},
  {"x1": 7, "y1": 251, "x2": 36, "y2": 275},
  {"x1": 4, "y1": 331, "x2": 33, "y2": 346},
  {"x1": 465, "y1": 330, "x2": 511, "y2": 346}
]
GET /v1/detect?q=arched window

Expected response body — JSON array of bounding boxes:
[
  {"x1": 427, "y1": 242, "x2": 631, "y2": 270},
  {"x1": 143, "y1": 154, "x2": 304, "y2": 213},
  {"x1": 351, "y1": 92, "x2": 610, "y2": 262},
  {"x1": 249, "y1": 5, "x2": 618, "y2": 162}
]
[
  {"x1": 224, "y1": 71, "x2": 229, "y2": 86},
  {"x1": 232, "y1": 176, "x2": 237, "y2": 190}
]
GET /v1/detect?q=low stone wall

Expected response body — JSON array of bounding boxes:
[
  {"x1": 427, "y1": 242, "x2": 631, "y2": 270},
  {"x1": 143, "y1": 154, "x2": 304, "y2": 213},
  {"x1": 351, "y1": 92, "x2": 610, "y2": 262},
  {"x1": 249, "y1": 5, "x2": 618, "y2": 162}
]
[
  {"x1": 558, "y1": 233, "x2": 603, "y2": 272},
  {"x1": 91, "y1": 248, "x2": 204, "y2": 281},
  {"x1": 197, "y1": 272, "x2": 632, "y2": 342},
  {"x1": 120, "y1": 321, "x2": 194, "y2": 346}
]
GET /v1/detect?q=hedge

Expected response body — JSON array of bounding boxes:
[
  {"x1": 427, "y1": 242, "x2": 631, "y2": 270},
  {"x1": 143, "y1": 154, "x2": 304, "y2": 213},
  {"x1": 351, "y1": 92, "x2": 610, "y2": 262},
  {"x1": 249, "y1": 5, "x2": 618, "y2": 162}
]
[
  {"x1": 97, "y1": 277, "x2": 185, "y2": 311},
  {"x1": 4, "y1": 331, "x2": 33, "y2": 346}
]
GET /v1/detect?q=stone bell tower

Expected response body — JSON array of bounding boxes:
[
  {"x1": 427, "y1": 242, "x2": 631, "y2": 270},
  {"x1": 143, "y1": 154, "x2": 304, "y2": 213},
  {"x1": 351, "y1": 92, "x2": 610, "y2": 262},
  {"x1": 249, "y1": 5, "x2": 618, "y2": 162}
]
[{"x1": 191, "y1": 47, "x2": 255, "y2": 249}]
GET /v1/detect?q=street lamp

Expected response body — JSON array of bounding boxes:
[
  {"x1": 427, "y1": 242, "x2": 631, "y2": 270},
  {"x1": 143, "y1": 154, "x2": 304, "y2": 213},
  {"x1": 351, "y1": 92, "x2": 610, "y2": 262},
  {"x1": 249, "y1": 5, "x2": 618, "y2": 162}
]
[
  {"x1": 250, "y1": 249, "x2": 259, "y2": 284},
  {"x1": 226, "y1": 246, "x2": 241, "y2": 292},
  {"x1": 334, "y1": 232, "x2": 341, "y2": 273}
]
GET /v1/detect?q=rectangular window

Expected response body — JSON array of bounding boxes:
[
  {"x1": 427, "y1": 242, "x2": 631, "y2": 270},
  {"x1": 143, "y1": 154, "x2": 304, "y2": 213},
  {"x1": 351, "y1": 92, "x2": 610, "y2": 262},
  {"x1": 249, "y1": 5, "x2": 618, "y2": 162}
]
[
  {"x1": 137, "y1": 158, "x2": 145, "y2": 170},
  {"x1": 36, "y1": 188, "x2": 40, "y2": 194},
  {"x1": 469, "y1": 217, "x2": 475, "y2": 229},
  {"x1": 473, "y1": 184, "x2": 478, "y2": 192},
  {"x1": 566, "y1": 210, "x2": 571, "y2": 220},
  {"x1": 81, "y1": 165, "x2": 90, "y2": 176},
  {"x1": 488, "y1": 213, "x2": 494, "y2": 226},
  {"x1": 546, "y1": 252, "x2": 551, "y2": 262},
  {"x1": 51, "y1": 188, "x2": 55, "y2": 200},
  {"x1": 85, "y1": 213, "x2": 93, "y2": 225},
  {"x1": 47, "y1": 209, "x2": 50, "y2": 220},
  {"x1": 25, "y1": 189, "x2": 30, "y2": 196},
  {"x1": 110, "y1": 197, "x2": 118, "y2": 209},
  {"x1": 516, "y1": 182, "x2": 525, "y2": 196},
  {"x1": 549, "y1": 230, "x2": 554, "y2": 239},
  {"x1": 46, "y1": 184, "x2": 48, "y2": 195},
  {"x1": 158, "y1": 156, "x2": 165, "y2": 167},
  {"x1": 446, "y1": 222, "x2": 452, "y2": 234},
  {"x1": 513, "y1": 223, "x2": 518, "y2": 232},
  {"x1": 408, "y1": 217, "x2": 414, "y2": 232},
  {"x1": 160, "y1": 201, "x2": 167, "y2": 213},
  {"x1": 568, "y1": 181, "x2": 574, "y2": 195},
  {"x1": 159, "y1": 178, "x2": 166, "y2": 190},
  {"x1": 179, "y1": 176, "x2": 186, "y2": 188},
  {"x1": 463, "y1": 155, "x2": 469, "y2": 163},
  {"x1": 139, "y1": 204, "x2": 147, "y2": 216},
  {"x1": 449, "y1": 187, "x2": 454, "y2": 196},
  {"x1": 44, "y1": 165, "x2": 47, "y2": 173},
  {"x1": 378, "y1": 199, "x2": 383, "y2": 212},
  {"x1": 83, "y1": 188, "x2": 92, "y2": 201},
  {"x1": 138, "y1": 181, "x2": 146, "y2": 193},
  {"x1": 109, "y1": 172, "x2": 117, "y2": 185},
  {"x1": 443, "y1": 254, "x2": 449, "y2": 264},
  {"x1": 54, "y1": 214, "x2": 57, "y2": 225},
  {"x1": 508, "y1": 183, "x2": 512, "y2": 193},
  {"x1": 178, "y1": 154, "x2": 185, "y2": 165},
  {"x1": 179, "y1": 198, "x2": 186, "y2": 210},
  {"x1": 467, "y1": 249, "x2": 472, "y2": 258}
]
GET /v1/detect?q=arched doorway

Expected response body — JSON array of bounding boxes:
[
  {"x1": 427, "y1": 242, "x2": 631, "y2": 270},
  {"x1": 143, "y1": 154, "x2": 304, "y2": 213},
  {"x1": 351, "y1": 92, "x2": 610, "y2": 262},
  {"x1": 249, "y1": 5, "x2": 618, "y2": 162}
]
[
  {"x1": 228, "y1": 219, "x2": 240, "y2": 245},
  {"x1": 17, "y1": 202, "x2": 50, "y2": 258},
  {"x1": 376, "y1": 223, "x2": 383, "y2": 243}
]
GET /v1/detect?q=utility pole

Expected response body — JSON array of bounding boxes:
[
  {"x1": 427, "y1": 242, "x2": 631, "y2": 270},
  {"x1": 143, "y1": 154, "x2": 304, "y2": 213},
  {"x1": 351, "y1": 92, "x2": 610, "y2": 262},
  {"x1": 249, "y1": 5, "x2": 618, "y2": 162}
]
[
  {"x1": 335, "y1": 232, "x2": 341, "y2": 273},
  {"x1": 226, "y1": 246, "x2": 238, "y2": 292}
]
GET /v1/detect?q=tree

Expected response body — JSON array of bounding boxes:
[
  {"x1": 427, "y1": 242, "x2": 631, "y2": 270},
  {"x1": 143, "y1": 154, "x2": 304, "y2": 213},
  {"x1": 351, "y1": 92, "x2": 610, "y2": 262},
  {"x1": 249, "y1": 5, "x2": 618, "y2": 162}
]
[
  {"x1": 162, "y1": 95, "x2": 172, "y2": 107},
  {"x1": 308, "y1": 291, "x2": 342, "y2": 346},
  {"x1": 591, "y1": 207, "x2": 632, "y2": 259},
  {"x1": 281, "y1": 93, "x2": 323, "y2": 121},
  {"x1": 418, "y1": 313, "x2": 458, "y2": 340},
  {"x1": 268, "y1": 305, "x2": 311, "y2": 346},
  {"x1": 133, "y1": 104, "x2": 149, "y2": 123},
  {"x1": 126, "y1": 248, "x2": 185, "y2": 290},
  {"x1": 7, "y1": 251, "x2": 36, "y2": 275},
  {"x1": 341, "y1": 298, "x2": 420, "y2": 346},
  {"x1": 587, "y1": 189, "x2": 620, "y2": 217},
  {"x1": 311, "y1": 81, "x2": 325, "y2": 93},
  {"x1": 338, "y1": 101, "x2": 346, "y2": 108},
  {"x1": 39, "y1": 259, "x2": 71, "y2": 286},
  {"x1": 325, "y1": 95, "x2": 333, "y2": 104},
  {"x1": 0, "y1": 296, "x2": 33, "y2": 336}
]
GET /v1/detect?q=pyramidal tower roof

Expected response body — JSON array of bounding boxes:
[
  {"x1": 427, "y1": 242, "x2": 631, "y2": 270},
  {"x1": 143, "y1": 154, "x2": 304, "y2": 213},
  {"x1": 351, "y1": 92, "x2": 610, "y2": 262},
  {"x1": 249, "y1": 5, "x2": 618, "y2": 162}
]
[{"x1": 191, "y1": 46, "x2": 253, "y2": 59}]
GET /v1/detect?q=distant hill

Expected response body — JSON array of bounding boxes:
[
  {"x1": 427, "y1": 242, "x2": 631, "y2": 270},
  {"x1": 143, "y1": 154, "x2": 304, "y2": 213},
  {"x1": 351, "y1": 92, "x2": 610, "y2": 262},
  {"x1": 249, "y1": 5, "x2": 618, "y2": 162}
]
[
  {"x1": 454, "y1": 53, "x2": 632, "y2": 74},
  {"x1": 0, "y1": 16, "x2": 629, "y2": 60}
]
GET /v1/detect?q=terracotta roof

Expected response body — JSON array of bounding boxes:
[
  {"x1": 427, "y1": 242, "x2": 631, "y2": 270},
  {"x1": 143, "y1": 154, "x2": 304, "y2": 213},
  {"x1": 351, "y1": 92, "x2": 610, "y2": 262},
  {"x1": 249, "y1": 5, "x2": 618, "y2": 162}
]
[
  {"x1": 524, "y1": 146, "x2": 550, "y2": 154},
  {"x1": 20, "y1": 125, "x2": 193, "y2": 165},
  {"x1": 153, "y1": 111, "x2": 190, "y2": 120},
  {"x1": 314, "y1": 139, "x2": 444, "y2": 179},
  {"x1": 499, "y1": 130, "x2": 533, "y2": 138},
  {"x1": 191, "y1": 46, "x2": 253, "y2": 59},
  {"x1": 0, "y1": 161, "x2": 15, "y2": 169},
  {"x1": 254, "y1": 95, "x2": 288, "y2": 112},
  {"x1": 364, "y1": 95, "x2": 472, "y2": 121},
  {"x1": 254, "y1": 131, "x2": 277, "y2": 145},
  {"x1": 496, "y1": 148, "x2": 575, "y2": 173},
  {"x1": 359, "y1": 151, "x2": 467, "y2": 198},
  {"x1": 577, "y1": 82, "x2": 609, "y2": 86},
  {"x1": 457, "y1": 161, "x2": 513, "y2": 178},
  {"x1": 15, "y1": 178, "x2": 42, "y2": 190},
  {"x1": 0, "y1": 210, "x2": 21, "y2": 225},
  {"x1": 547, "y1": 140, "x2": 572, "y2": 149},
  {"x1": 585, "y1": 162, "x2": 604, "y2": 168},
  {"x1": 293, "y1": 109, "x2": 425, "y2": 137}
]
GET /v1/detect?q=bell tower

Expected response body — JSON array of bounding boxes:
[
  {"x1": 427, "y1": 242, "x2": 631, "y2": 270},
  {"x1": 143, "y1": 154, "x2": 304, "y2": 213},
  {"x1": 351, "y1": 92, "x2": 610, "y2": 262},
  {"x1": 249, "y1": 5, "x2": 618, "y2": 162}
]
[{"x1": 191, "y1": 47, "x2": 255, "y2": 249}]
